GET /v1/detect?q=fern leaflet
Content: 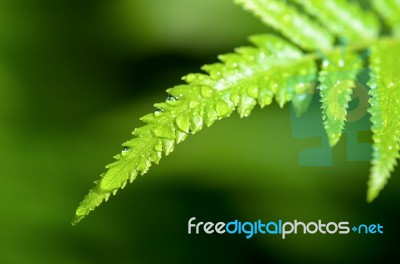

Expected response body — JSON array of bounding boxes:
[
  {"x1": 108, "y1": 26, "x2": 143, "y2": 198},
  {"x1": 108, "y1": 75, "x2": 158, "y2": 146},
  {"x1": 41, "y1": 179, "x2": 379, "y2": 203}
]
[
  {"x1": 372, "y1": 0, "x2": 400, "y2": 37},
  {"x1": 318, "y1": 51, "x2": 362, "y2": 146},
  {"x1": 367, "y1": 40, "x2": 400, "y2": 202},
  {"x1": 293, "y1": 0, "x2": 379, "y2": 42},
  {"x1": 234, "y1": 0, "x2": 334, "y2": 50}
]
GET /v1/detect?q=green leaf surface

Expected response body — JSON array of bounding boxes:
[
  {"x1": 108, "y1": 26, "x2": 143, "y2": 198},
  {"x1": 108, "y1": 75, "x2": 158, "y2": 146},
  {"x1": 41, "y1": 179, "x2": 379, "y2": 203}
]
[
  {"x1": 74, "y1": 0, "x2": 400, "y2": 224},
  {"x1": 318, "y1": 51, "x2": 362, "y2": 146},
  {"x1": 367, "y1": 40, "x2": 400, "y2": 202},
  {"x1": 294, "y1": 0, "x2": 379, "y2": 42},
  {"x1": 72, "y1": 34, "x2": 317, "y2": 225},
  {"x1": 372, "y1": 0, "x2": 400, "y2": 36},
  {"x1": 234, "y1": 0, "x2": 334, "y2": 50}
]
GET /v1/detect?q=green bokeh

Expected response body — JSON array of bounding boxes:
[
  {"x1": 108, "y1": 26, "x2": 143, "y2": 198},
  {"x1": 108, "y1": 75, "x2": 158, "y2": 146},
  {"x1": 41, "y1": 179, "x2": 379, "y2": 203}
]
[{"x1": 1, "y1": 0, "x2": 399, "y2": 263}]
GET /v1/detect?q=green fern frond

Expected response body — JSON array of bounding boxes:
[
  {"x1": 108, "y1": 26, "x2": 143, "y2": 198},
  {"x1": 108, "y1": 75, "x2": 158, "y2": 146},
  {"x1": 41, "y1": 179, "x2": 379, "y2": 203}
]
[
  {"x1": 318, "y1": 51, "x2": 362, "y2": 146},
  {"x1": 367, "y1": 40, "x2": 400, "y2": 202},
  {"x1": 72, "y1": 34, "x2": 317, "y2": 225},
  {"x1": 294, "y1": 0, "x2": 379, "y2": 42},
  {"x1": 234, "y1": 0, "x2": 334, "y2": 50},
  {"x1": 372, "y1": 0, "x2": 400, "y2": 36},
  {"x1": 73, "y1": 0, "x2": 400, "y2": 224}
]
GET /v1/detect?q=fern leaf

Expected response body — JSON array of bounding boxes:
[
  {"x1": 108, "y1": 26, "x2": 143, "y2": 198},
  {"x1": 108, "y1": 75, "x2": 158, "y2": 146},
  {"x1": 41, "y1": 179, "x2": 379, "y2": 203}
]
[
  {"x1": 367, "y1": 40, "x2": 400, "y2": 202},
  {"x1": 72, "y1": 34, "x2": 317, "y2": 224},
  {"x1": 294, "y1": 0, "x2": 379, "y2": 42},
  {"x1": 74, "y1": 0, "x2": 400, "y2": 224},
  {"x1": 234, "y1": 0, "x2": 334, "y2": 50},
  {"x1": 372, "y1": 0, "x2": 400, "y2": 36},
  {"x1": 318, "y1": 51, "x2": 362, "y2": 146}
]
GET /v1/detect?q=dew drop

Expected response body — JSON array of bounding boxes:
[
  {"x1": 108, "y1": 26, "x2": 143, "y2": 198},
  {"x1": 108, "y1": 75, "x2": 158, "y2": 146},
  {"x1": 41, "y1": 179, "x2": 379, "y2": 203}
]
[
  {"x1": 122, "y1": 147, "x2": 131, "y2": 152},
  {"x1": 189, "y1": 100, "x2": 199, "y2": 108},
  {"x1": 247, "y1": 85, "x2": 259, "y2": 98},
  {"x1": 215, "y1": 100, "x2": 230, "y2": 117},
  {"x1": 322, "y1": 60, "x2": 329, "y2": 67},
  {"x1": 295, "y1": 83, "x2": 306, "y2": 93},
  {"x1": 185, "y1": 74, "x2": 196, "y2": 83},
  {"x1": 200, "y1": 86, "x2": 214, "y2": 98},
  {"x1": 155, "y1": 108, "x2": 164, "y2": 113},
  {"x1": 166, "y1": 94, "x2": 177, "y2": 101},
  {"x1": 210, "y1": 71, "x2": 221, "y2": 79}
]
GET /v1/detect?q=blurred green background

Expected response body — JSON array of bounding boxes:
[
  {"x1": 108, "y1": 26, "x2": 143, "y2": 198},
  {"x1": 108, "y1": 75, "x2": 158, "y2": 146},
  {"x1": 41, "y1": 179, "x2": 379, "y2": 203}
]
[{"x1": 1, "y1": 0, "x2": 399, "y2": 263}]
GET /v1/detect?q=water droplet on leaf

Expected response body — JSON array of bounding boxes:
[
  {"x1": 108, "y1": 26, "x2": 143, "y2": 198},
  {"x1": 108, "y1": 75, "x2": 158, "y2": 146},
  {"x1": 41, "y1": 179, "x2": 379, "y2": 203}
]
[
  {"x1": 247, "y1": 85, "x2": 259, "y2": 98},
  {"x1": 200, "y1": 86, "x2": 214, "y2": 98},
  {"x1": 184, "y1": 74, "x2": 196, "y2": 83},
  {"x1": 166, "y1": 94, "x2": 177, "y2": 101},
  {"x1": 189, "y1": 100, "x2": 199, "y2": 108},
  {"x1": 210, "y1": 71, "x2": 221, "y2": 79},
  {"x1": 215, "y1": 100, "x2": 231, "y2": 117}
]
